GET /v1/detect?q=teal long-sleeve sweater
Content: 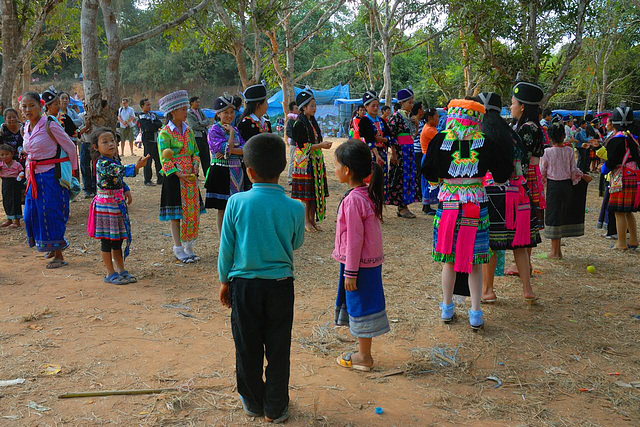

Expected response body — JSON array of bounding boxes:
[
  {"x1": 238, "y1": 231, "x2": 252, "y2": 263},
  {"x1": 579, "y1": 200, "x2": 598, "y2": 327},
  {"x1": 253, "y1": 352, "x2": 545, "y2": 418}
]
[{"x1": 218, "y1": 183, "x2": 305, "y2": 283}]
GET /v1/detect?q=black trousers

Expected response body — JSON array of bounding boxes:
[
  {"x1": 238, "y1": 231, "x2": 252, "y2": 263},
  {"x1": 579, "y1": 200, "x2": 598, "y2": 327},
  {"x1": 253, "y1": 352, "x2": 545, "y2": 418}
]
[
  {"x1": 195, "y1": 136, "x2": 210, "y2": 178},
  {"x1": 1, "y1": 177, "x2": 22, "y2": 219},
  {"x1": 143, "y1": 139, "x2": 162, "y2": 184},
  {"x1": 230, "y1": 277, "x2": 294, "y2": 419}
]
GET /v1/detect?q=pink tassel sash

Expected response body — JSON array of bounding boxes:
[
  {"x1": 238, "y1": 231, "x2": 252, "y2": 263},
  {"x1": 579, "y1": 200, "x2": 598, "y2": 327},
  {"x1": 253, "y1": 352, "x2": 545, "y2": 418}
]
[
  {"x1": 453, "y1": 203, "x2": 480, "y2": 273},
  {"x1": 435, "y1": 201, "x2": 459, "y2": 255}
]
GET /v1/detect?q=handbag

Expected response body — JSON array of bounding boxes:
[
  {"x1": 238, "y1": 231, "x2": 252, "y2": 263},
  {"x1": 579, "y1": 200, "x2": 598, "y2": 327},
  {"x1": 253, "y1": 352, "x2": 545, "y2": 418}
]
[
  {"x1": 609, "y1": 144, "x2": 629, "y2": 194},
  {"x1": 45, "y1": 118, "x2": 81, "y2": 200}
]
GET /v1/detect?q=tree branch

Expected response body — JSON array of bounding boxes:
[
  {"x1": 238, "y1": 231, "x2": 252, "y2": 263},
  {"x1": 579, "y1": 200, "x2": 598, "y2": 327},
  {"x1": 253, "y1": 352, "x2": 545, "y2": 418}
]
[
  {"x1": 293, "y1": 56, "x2": 356, "y2": 83},
  {"x1": 120, "y1": 0, "x2": 210, "y2": 51},
  {"x1": 391, "y1": 27, "x2": 449, "y2": 56}
]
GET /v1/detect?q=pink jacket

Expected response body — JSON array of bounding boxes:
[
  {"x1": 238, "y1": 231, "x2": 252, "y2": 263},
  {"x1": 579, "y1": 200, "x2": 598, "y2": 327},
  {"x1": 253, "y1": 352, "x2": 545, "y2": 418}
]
[{"x1": 332, "y1": 186, "x2": 384, "y2": 278}]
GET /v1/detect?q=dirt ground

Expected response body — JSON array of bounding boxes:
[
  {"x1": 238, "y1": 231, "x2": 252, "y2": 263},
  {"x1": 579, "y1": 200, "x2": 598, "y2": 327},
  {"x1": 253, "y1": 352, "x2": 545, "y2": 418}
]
[{"x1": 1, "y1": 137, "x2": 639, "y2": 426}]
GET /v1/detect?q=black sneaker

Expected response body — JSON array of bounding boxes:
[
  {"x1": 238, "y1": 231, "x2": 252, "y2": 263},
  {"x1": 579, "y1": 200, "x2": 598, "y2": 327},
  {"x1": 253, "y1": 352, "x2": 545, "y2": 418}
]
[{"x1": 144, "y1": 181, "x2": 156, "y2": 187}]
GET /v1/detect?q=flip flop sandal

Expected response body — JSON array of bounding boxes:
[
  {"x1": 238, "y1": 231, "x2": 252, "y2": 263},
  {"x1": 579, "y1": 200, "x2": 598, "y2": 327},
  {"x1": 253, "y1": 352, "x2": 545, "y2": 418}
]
[
  {"x1": 7, "y1": 224, "x2": 19, "y2": 229},
  {"x1": 104, "y1": 273, "x2": 128, "y2": 285},
  {"x1": 266, "y1": 406, "x2": 289, "y2": 424},
  {"x1": 119, "y1": 271, "x2": 137, "y2": 283},
  {"x1": 505, "y1": 268, "x2": 520, "y2": 276},
  {"x1": 0, "y1": 221, "x2": 12, "y2": 227},
  {"x1": 481, "y1": 298, "x2": 497, "y2": 304},
  {"x1": 46, "y1": 259, "x2": 68, "y2": 269},
  {"x1": 524, "y1": 296, "x2": 539, "y2": 305},
  {"x1": 239, "y1": 395, "x2": 263, "y2": 417},
  {"x1": 336, "y1": 351, "x2": 373, "y2": 372}
]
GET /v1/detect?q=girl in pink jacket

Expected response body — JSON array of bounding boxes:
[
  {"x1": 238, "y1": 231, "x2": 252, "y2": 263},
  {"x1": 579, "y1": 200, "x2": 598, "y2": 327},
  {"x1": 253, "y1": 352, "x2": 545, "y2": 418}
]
[{"x1": 333, "y1": 140, "x2": 389, "y2": 372}]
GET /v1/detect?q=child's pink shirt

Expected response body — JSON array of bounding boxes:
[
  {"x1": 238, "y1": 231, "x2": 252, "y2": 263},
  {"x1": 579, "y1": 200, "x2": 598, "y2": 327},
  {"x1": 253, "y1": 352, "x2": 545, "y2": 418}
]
[
  {"x1": 332, "y1": 185, "x2": 384, "y2": 278},
  {"x1": 540, "y1": 145, "x2": 583, "y2": 185},
  {"x1": 0, "y1": 160, "x2": 24, "y2": 178}
]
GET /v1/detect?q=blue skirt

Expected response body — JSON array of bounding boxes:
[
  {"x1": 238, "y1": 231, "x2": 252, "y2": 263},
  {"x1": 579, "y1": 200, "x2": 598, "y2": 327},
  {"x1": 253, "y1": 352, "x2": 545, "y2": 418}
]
[
  {"x1": 421, "y1": 154, "x2": 439, "y2": 204},
  {"x1": 25, "y1": 168, "x2": 70, "y2": 252},
  {"x1": 335, "y1": 263, "x2": 390, "y2": 338}
]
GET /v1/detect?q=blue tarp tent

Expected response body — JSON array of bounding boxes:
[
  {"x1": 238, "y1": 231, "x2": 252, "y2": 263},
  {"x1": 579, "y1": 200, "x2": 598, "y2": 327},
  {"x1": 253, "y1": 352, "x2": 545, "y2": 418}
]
[{"x1": 267, "y1": 84, "x2": 350, "y2": 119}]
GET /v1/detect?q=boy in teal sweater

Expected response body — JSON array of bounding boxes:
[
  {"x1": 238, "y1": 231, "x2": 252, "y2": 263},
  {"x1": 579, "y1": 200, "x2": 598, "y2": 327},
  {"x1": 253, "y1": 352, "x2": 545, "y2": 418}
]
[{"x1": 218, "y1": 133, "x2": 305, "y2": 423}]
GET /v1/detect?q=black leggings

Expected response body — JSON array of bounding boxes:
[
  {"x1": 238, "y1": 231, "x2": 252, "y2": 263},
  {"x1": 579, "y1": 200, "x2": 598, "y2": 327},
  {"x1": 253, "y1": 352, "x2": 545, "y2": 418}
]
[{"x1": 101, "y1": 239, "x2": 123, "y2": 253}]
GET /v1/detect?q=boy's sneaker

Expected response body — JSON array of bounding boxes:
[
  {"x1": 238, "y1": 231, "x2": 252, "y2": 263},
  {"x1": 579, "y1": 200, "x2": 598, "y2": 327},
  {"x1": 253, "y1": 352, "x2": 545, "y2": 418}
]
[{"x1": 440, "y1": 302, "x2": 456, "y2": 323}]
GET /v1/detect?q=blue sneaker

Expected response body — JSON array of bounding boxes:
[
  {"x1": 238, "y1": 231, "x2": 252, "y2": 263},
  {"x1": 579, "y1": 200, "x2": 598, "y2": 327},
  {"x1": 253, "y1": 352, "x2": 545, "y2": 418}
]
[
  {"x1": 440, "y1": 302, "x2": 456, "y2": 323},
  {"x1": 468, "y1": 309, "x2": 484, "y2": 331},
  {"x1": 239, "y1": 395, "x2": 263, "y2": 418}
]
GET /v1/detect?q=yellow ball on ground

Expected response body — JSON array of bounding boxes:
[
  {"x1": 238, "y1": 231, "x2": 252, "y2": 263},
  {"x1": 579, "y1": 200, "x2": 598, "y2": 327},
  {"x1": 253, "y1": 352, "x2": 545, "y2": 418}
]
[
  {"x1": 162, "y1": 148, "x2": 174, "y2": 159},
  {"x1": 587, "y1": 265, "x2": 596, "y2": 273}
]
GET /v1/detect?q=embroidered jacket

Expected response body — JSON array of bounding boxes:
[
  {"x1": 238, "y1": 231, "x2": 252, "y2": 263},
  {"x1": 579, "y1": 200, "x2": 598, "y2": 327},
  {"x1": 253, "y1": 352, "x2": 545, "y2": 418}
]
[{"x1": 332, "y1": 186, "x2": 384, "y2": 278}]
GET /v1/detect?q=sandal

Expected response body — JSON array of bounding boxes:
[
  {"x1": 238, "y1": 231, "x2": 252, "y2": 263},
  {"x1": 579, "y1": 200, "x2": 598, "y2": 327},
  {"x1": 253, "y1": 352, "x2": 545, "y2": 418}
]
[
  {"x1": 336, "y1": 351, "x2": 373, "y2": 372},
  {"x1": 7, "y1": 223, "x2": 19, "y2": 229},
  {"x1": 481, "y1": 297, "x2": 497, "y2": 304},
  {"x1": 396, "y1": 209, "x2": 416, "y2": 219},
  {"x1": 0, "y1": 220, "x2": 12, "y2": 227},
  {"x1": 119, "y1": 271, "x2": 137, "y2": 283},
  {"x1": 46, "y1": 259, "x2": 68, "y2": 269},
  {"x1": 104, "y1": 272, "x2": 128, "y2": 285}
]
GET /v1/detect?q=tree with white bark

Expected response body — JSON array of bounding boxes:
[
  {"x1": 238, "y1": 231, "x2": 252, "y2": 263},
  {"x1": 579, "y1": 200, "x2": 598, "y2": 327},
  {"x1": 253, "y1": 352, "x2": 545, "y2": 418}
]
[
  {"x1": 363, "y1": 0, "x2": 445, "y2": 105},
  {"x1": 264, "y1": 0, "x2": 355, "y2": 117},
  {"x1": 0, "y1": 0, "x2": 65, "y2": 106},
  {"x1": 80, "y1": 0, "x2": 210, "y2": 126}
]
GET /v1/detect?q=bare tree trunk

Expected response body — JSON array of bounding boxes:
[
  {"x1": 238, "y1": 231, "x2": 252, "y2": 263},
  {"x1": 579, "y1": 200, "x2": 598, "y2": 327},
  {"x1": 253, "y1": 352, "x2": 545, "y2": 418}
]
[
  {"x1": 0, "y1": 0, "x2": 22, "y2": 105},
  {"x1": 460, "y1": 29, "x2": 473, "y2": 97},
  {"x1": 381, "y1": 41, "x2": 392, "y2": 106},
  {"x1": 81, "y1": 0, "x2": 103, "y2": 122},
  {"x1": 22, "y1": 53, "x2": 32, "y2": 94},
  {"x1": 540, "y1": 0, "x2": 589, "y2": 107},
  {"x1": 100, "y1": 0, "x2": 123, "y2": 127},
  {"x1": 366, "y1": 8, "x2": 376, "y2": 90}
]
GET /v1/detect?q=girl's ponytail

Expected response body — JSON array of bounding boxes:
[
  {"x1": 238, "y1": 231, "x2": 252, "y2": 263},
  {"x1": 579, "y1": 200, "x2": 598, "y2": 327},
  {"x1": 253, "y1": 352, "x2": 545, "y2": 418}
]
[{"x1": 369, "y1": 161, "x2": 384, "y2": 221}]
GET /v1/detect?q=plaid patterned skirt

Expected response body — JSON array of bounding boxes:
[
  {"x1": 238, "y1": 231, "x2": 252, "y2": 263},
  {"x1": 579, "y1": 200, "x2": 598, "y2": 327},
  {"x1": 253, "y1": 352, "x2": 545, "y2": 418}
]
[{"x1": 609, "y1": 167, "x2": 640, "y2": 213}]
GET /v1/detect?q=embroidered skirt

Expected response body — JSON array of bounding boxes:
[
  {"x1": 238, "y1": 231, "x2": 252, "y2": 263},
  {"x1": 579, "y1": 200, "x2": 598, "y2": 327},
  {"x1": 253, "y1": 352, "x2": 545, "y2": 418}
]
[
  {"x1": 526, "y1": 164, "x2": 545, "y2": 229},
  {"x1": 204, "y1": 157, "x2": 248, "y2": 210},
  {"x1": 388, "y1": 144, "x2": 417, "y2": 206},
  {"x1": 432, "y1": 202, "x2": 490, "y2": 265},
  {"x1": 88, "y1": 189, "x2": 128, "y2": 241},
  {"x1": 291, "y1": 150, "x2": 329, "y2": 221},
  {"x1": 24, "y1": 168, "x2": 70, "y2": 252},
  {"x1": 486, "y1": 185, "x2": 540, "y2": 250},
  {"x1": 159, "y1": 172, "x2": 205, "y2": 241},
  {"x1": 608, "y1": 167, "x2": 640, "y2": 213},
  {"x1": 544, "y1": 179, "x2": 588, "y2": 240},
  {"x1": 335, "y1": 263, "x2": 390, "y2": 338}
]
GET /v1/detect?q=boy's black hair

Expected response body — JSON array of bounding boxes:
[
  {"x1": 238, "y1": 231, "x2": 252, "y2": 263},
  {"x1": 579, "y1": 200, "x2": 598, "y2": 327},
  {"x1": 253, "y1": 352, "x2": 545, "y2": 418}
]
[
  {"x1": 0, "y1": 143, "x2": 15, "y2": 154},
  {"x1": 381, "y1": 105, "x2": 391, "y2": 112},
  {"x1": 243, "y1": 133, "x2": 286, "y2": 180},
  {"x1": 577, "y1": 119, "x2": 586, "y2": 126},
  {"x1": 122, "y1": 98, "x2": 129, "y2": 102},
  {"x1": 542, "y1": 108, "x2": 552, "y2": 118},
  {"x1": 288, "y1": 101, "x2": 297, "y2": 111},
  {"x1": 424, "y1": 107, "x2": 437, "y2": 119},
  {"x1": 140, "y1": 98, "x2": 149, "y2": 108},
  {"x1": 189, "y1": 96, "x2": 199, "y2": 104}
]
